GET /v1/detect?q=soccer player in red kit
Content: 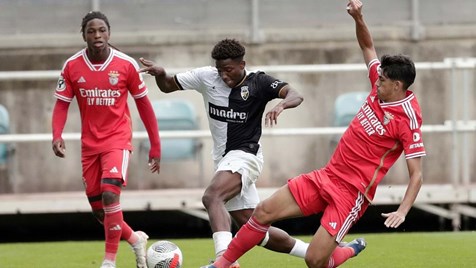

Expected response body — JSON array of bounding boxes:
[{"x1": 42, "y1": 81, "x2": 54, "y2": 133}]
[
  {"x1": 205, "y1": 1, "x2": 426, "y2": 268},
  {"x1": 51, "y1": 11, "x2": 161, "y2": 268}
]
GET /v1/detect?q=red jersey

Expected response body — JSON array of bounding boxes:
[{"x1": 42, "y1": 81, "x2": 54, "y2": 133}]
[
  {"x1": 54, "y1": 48, "x2": 148, "y2": 155},
  {"x1": 327, "y1": 59, "x2": 426, "y2": 202}
]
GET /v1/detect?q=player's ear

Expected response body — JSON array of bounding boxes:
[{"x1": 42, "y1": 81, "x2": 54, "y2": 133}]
[
  {"x1": 240, "y1": 60, "x2": 246, "y2": 69},
  {"x1": 394, "y1": 80, "x2": 402, "y2": 90}
]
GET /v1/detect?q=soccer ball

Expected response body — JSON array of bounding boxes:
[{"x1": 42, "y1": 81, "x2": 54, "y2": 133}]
[{"x1": 146, "y1": 240, "x2": 183, "y2": 268}]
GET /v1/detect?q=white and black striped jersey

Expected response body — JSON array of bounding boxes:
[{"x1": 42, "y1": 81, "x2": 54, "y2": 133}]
[{"x1": 175, "y1": 66, "x2": 287, "y2": 160}]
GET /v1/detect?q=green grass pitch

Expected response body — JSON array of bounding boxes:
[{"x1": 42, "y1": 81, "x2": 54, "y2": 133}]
[{"x1": 1, "y1": 232, "x2": 475, "y2": 267}]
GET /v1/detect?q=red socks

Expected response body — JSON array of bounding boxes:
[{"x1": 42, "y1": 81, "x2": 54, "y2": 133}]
[
  {"x1": 220, "y1": 216, "x2": 270, "y2": 264},
  {"x1": 103, "y1": 202, "x2": 123, "y2": 261},
  {"x1": 327, "y1": 246, "x2": 354, "y2": 267},
  {"x1": 121, "y1": 221, "x2": 137, "y2": 244}
]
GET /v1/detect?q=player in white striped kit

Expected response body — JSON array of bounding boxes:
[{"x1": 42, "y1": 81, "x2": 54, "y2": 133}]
[{"x1": 140, "y1": 38, "x2": 308, "y2": 266}]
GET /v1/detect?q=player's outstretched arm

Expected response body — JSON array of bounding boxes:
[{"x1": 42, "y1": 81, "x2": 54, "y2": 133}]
[
  {"x1": 347, "y1": 0, "x2": 378, "y2": 67},
  {"x1": 139, "y1": 57, "x2": 180, "y2": 93},
  {"x1": 265, "y1": 86, "x2": 303, "y2": 127},
  {"x1": 51, "y1": 99, "x2": 70, "y2": 158},
  {"x1": 381, "y1": 157, "x2": 423, "y2": 228}
]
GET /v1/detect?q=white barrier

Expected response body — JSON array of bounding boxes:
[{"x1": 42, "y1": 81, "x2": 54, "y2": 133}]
[
  {"x1": 0, "y1": 121, "x2": 475, "y2": 143},
  {"x1": 0, "y1": 184, "x2": 475, "y2": 230},
  {"x1": 0, "y1": 60, "x2": 472, "y2": 82},
  {"x1": 0, "y1": 184, "x2": 474, "y2": 214}
]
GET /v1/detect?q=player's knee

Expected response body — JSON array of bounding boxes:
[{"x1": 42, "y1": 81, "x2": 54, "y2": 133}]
[
  {"x1": 253, "y1": 202, "x2": 274, "y2": 224},
  {"x1": 230, "y1": 210, "x2": 253, "y2": 227},
  {"x1": 201, "y1": 188, "x2": 222, "y2": 208},
  {"x1": 304, "y1": 252, "x2": 328, "y2": 268},
  {"x1": 201, "y1": 191, "x2": 212, "y2": 208},
  {"x1": 102, "y1": 191, "x2": 119, "y2": 205}
]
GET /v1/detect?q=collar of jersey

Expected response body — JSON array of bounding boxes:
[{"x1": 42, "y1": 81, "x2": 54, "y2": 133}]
[{"x1": 233, "y1": 69, "x2": 248, "y2": 88}]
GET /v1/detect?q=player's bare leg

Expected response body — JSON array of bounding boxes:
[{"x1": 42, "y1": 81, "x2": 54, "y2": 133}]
[
  {"x1": 206, "y1": 185, "x2": 305, "y2": 268},
  {"x1": 306, "y1": 226, "x2": 366, "y2": 268},
  {"x1": 306, "y1": 226, "x2": 338, "y2": 268},
  {"x1": 202, "y1": 171, "x2": 242, "y2": 257},
  {"x1": 202, "y1": 171, "x2": 242, "y2": 231}
]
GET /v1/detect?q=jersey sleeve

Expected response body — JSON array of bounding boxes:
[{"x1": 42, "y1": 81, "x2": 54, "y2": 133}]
[
  {"x1": 398, "y1": 107, "x2": 426, "y2": 159},
  {"x1": 54, "y1": 63, "x2": 74, "y2": 102},
  {"x1": 127, "y1": 60, "x2": 148, "y2": 99},
  {"x1": 51, "y1": 99, "x2": 70, "y2": 140},
  {"x1": 368, "y1": 59, "x2": 380, "y2": 96},
  {"x1": 175, "y1": 66, "x2": 210, "y2": 93},
  {"x1": 256, "y1": 72, "x2": 288, "y2": 101}
]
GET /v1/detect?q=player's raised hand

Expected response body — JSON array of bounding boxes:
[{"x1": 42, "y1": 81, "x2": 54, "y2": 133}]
[
  {"x1": 265, "y1": 104, "x2": 284, "y2": 127},
  {"x1": 347, "y1": 0, "x2": 363, "y2": 16},
  {"x1": 148, "y1": 157, "x2": 161, "y2": 174},
  {"x1": 52, "y1": 138, "x2": 66, "y2": 158},
  {"x1": 381, "y1": 211, "x2": 406, "y2": 228},
  {"x1": 139, "y1": 57, "x2": 166, "y2": 77}
]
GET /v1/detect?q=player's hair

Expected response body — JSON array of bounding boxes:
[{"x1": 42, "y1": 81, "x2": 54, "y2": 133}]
[
  {"x1": 380, "y1": 54, "x2": 416, "y2": 90},
  {"x1": 81, "y1": 11, "x2": 110, "y2": 35},
  {"x1": 211, "y1": 38, "x2": 245, "y2": 61}
]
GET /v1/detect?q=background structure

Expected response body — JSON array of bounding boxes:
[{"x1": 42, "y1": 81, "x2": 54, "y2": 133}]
[{"x1": 0, "y1": 0, "x2": 475, "y2": 240}]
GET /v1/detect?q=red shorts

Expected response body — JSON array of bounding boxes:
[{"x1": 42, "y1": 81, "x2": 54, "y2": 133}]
[
  {"x1": 82, "y1": 149, "x2": 130, "y2": 209},
  {"x1": 287, "y1": 168, "x2": 369, "y2": 242}
]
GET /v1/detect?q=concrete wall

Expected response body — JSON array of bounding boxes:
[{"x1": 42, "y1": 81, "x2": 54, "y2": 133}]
[{"x1": 1, "y1": 20, "x2": 476, "y2": 193}]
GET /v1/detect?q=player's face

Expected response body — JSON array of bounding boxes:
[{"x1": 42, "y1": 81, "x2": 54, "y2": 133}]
[
  {"x1": 376, "y1": 73, "x2": 397, "y2": 102},
  {"x1": 215, "y1": 58, "x2": 245, "y2": 88},
  {"x1": 83, "y1": 19, "x2": 110, "y2": 54}
]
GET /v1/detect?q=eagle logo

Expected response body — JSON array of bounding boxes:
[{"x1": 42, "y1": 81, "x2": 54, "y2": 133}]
[
  {"x1": 241, "y1": 86, "x2": 249, "y2": 101},
  {"x1": 108, "y1": 71, "x2": 119, "y2": 86},
  {"x1": 383, "y1": 111, "x2": 394, "y2": 125}
]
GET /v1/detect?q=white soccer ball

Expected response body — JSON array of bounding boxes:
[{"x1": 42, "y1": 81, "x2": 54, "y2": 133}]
[{"x1": 146, "y1": 240, "x2": 183, "y2": 268}]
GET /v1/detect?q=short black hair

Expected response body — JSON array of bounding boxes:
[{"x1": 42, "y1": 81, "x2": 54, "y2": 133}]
[
  {"x1": 81, "y1": 11, "x2": 110, "y2": 35},
  {"x1": 380, "y1": 54, "x2": 416, "y2": 90},
  {"x1": 211, "y1": 38, "x2": 245, "y2": 61}
]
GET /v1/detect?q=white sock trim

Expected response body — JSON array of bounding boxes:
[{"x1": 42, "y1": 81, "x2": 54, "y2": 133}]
[
  {"x1": 289, "y1": 238, "x2": 309, "y2": 258},
  {"x1": 259, "y1": 231, "x2": 270, "y2": 247},
  {"x1": 213, "y1": 231, "x2": 233, "y2": 257}
]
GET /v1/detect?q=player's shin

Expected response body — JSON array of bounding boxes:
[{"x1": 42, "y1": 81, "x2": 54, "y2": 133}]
[
  {"x1": 213, "y1": 231, "x2": 233, "y2": 257},
  {"x1": 103, "y1": 202, "x2": 123, "y2": 262},
  {"x1": 289, "y1": 238, "x2": 309, "y2": 258},
  {"x1": 221, "y1": 216, "x2": 270, "y2": 263}
]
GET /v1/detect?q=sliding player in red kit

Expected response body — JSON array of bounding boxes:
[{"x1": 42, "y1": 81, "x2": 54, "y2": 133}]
[
  {"x1": 51, "y1": 11, "x2": 160, "y2": 268},
  {"x1": 205, "y1": 1, "x2": 426, "y2": 267}
]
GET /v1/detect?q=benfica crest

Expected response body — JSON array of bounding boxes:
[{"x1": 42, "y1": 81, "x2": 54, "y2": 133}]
[
  {"x1": 383, "y1": 111, "x2": 394, "y2": 125},
  {"x1": 108, "y1": 71, "x2": 119, "y2": 85},
  {"x1": 240, "y1": 86, "x2": 249, "y2": 101}
]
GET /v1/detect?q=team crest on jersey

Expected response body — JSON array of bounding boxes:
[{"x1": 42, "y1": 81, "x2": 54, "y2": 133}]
[
  {"x1": 108, "y1": 71, "x2": 120, "y2": 85},
  {"x1": 383, "y1": 111, "x2": 394, "y2": 125},
  {"x1": 240, "y1": 86, "x2": 249, "y2": 100},
  {"x1": 56, "y1": 75, "x2": 66, "y2": 92}
]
